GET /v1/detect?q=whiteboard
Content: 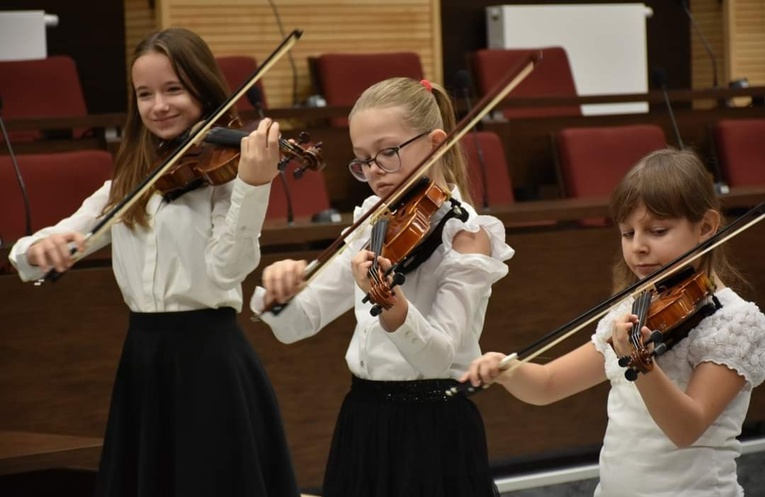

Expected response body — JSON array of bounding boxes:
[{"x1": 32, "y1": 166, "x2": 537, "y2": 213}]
[{"x1": 487, "y1": 4, "x2": 653, "y2": 115}]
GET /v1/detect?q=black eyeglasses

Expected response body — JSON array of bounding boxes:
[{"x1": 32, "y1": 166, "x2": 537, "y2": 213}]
[{"x1": 348, "y1": 131, "x2": 431, "y2": 182}]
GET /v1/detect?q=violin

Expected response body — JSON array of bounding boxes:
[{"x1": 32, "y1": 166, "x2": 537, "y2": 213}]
[
  {"x1": 265, "y1": 51, "x2": 541, "y2": 316},
  {"x1": 615, "y1": 266, "x2": 722, "y2": 381},
  {"x1": 446, "y1": 203, "x2": 765, "y2": 397},
  {"x1": 153, "y1": 117, "x2": 324, "y2": 199},
  {"x1": 362, "y1": 178, "x2": 454, "y2": 315},
  {"x1": 35, "y1": 29, "x2": 304, "y2": 285}
]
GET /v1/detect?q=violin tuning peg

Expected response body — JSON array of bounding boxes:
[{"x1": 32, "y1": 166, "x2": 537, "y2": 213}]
[
  {"x1": 649, "y1": 330, "x2": 664, "y2": 345},
  {"x1": 653, "y1": 343, "x2": 668, "y2": 357},
  {"x1": 297, "y1": 131, "x2": 310, "y2": 144},
  {"x1": 617, "y1": 355, "x2": 630, "y2": 368},
  {"x1": 370, "y1": 305, "x2": 383, "y2": 317}
]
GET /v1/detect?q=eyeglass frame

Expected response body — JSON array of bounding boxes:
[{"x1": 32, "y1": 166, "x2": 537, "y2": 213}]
[{"x1": 347, "y1": 130, "x2": 432, "y2": 182}]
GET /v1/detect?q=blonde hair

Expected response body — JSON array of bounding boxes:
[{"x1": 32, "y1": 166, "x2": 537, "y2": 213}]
[
  {"x1": 609, "y1": 148, "x2": 742, "y2": 293},
  {"x1": 106, "y1": 27, "x2": 234, "y2": 229},
  {"x1": 348, "y1": 77, "x2": 473, "y2": 205}
]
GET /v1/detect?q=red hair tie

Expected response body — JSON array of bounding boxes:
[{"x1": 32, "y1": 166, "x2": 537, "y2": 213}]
[{"x1": 420, "y1": 79, "x2": 433, "y2": 93}]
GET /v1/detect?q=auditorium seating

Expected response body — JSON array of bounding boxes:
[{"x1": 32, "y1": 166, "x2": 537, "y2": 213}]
[
  {"x1": 0, "y1": 150, "x2": 113, "y2": 244},
  {"x1": 266, "y1": 167, "x2": 333, "y2": 223},
  {"x1": 0, "y1": 56, "x2": 90, "y2": 142},
  {"x1": 310, "y1": 52, "x2": 425, "y2": 127},
  {"x1": 459, "y1": 130, "x2": 515, "y2": 209},
  {"x1": 215, "y1": 55, "x2": 267, "y2": 113},
  {"x1": 470, "y1": 47, "x2": 580, "y2": 119},
  {"x1": 714, "y1": 118, "x2": 765, "y2": 187},
  {"x1": 555, "y1": 124, "x2": 667, "y2": 199}
]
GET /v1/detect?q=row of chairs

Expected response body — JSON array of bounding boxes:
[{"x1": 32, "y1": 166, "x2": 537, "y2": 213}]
[
  {"x1": 0, "y1": 150, "x2": 334, "y2": 244},
  {"x1": 5, "y1": 117, "x2": 761, "y2": 244}
]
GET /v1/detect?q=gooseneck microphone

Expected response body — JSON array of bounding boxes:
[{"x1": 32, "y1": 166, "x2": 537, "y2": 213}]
[
  {"x1": 0, "y1": 94, "x2": 33, "y2": 238},
  {"x1": 676, "y1": 0, "x2": 719, "y2": 90},
  {"x1": 455, "y1": 70, "x2": 490, "y2": 211},
  {"x1": 652, "y1": 67, "x2": 684, "y2": 149}
]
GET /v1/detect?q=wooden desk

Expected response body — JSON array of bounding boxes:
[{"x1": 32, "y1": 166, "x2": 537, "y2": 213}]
[{"x1": 2, "y1": 193, "x2": 765, "y2": 487}]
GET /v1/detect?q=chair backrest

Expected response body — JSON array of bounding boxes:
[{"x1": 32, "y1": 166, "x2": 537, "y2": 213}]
[
  {"x1": 214, "y1": 55, "x2": 267, "y2": 113},
  {"x1": 471, "y1": 47, "x2": 580, "y2": 119},
  {"x1": 266, "y1": 169, "x2": 332, "y2": 222},
  {"x1": 0, "y1": 150, "x2": 114, "y2": 244},
  {"x1": 714, "y1": 118, "x2": 765, "y2": 187},
  {"x1": 311, "y1": 52, "x2": 425, "y2": 127},
  {"x1": 0, "y1": 56, "x2": 89, "y2": 142},
  {"x1": 459, "y1": 131, "x2": 515, "y2": 208},
  {"x1": 556, "y1": 124, "x2": 666, "y2": 199}
]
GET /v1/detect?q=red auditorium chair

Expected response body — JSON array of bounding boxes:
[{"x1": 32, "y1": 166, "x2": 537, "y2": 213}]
[
  {"x1": 0, "y1": 150, "x2": 114, "y2": 244},
  {"x1": 471, "y1": 47, "x2": 580, "y2": 119},
  {"x1": 310, "y1": 52, "x2": 425, "y2": 127},
  {"x1": 265, "y1": 168, "x2": 333, "y2": 223},
  {"x1": 215, "y1": 55, "x2": 267, "y2": 113},
  {"x1": 714, "y1": 118, "x2": 765, "y2": 187},
  {"x1": 459, "y1": 131, "x2": 515, "y2": 209},
  {"x1": 0, "y1": 56, "x2": 90, "y2": 142}
]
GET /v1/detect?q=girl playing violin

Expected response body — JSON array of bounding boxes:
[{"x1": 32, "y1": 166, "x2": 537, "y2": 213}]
[
  {"x1": 8, "y1": 28, "x2": 299, "y2": 497},
  {"x1": 250, "y1": 77, "x2": 514, "y2": 496},
  {"x1": 462, "y1": 148, "x2": 765, "y2": 496}
]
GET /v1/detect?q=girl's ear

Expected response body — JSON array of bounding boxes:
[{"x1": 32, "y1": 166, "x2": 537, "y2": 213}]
[
  {"x1": 699, "y1": 209, "x2": 721, "y2": 241},
  {"x1": 429, "y1": 129, "x2": 447, "y2": 148}
]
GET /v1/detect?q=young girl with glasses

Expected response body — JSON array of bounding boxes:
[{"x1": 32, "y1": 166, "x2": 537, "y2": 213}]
[
  {"x1": 462, "y1": 148, "x2": 765, "y2": 497},
  {"x1": 250, "y1": 77, "x2": 514, "y2": 496},
  {"x1": 8, "y1": 28, "x2": 299, "y2": 497}
]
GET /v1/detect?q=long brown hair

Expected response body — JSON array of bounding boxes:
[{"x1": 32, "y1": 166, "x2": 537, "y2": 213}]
[
  {"x1": 348, "y1": 77, "x2": 473, "y2": 205},
  {"x1": 609, "y1": 148, "x2": 743, "y2": 293},
  {"x1": 106, "y1": 27, "x2": 233, "y2": 229}
]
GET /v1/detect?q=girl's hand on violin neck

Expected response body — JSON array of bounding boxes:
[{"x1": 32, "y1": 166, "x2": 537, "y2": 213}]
[
  {"x1": 610, "y1": 313, "x2": 651, "y2": 357},
  {"x1": 351, "y1": 250, "x2": 381, "y2": 294},
  {"x1": 262, "y1": 259, "x2": 308, "y2": 305},
  {"x1": 26, "y1": 232, "x2": 86, "y2": 274},
  {"x1": 460, "y1": 352, "x2": 513, "y2": 389},
  {"x1": 238, "y1": 118, "x2": 281, "y2": 186}
]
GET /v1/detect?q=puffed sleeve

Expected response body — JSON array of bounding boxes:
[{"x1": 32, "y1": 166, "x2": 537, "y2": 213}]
[{"x1": 687, "y1": 298, "x2": 765, "y2": 387}]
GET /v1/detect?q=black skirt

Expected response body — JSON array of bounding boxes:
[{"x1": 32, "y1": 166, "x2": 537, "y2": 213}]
[
  {"x1": 322, "y1": 376, "x2": 498, "y2": 497},
  {"x1": 95, "y1": 307, "x2": 299, "y2": 497}
]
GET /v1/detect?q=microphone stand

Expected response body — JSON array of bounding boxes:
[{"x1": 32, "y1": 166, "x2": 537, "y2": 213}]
[
  {"x1": 677, "y1": 0, "x2": 725, "y2": 107},
  {"x1": 277, "y1": 160, "x2": 295, "y2": 225},
  {"x1": 0, "y1": 96, "x2": 33, "y2": 239}
]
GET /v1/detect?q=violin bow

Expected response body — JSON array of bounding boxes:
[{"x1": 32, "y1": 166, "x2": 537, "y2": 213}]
[
  {"x1": 265, "y1": 50, "x2": 543, "y2": 315},
  {"x1": 448, "y1": 201, "x2": 765, "y2": 396},
  {"x1": 36, "y1": 29, "x2": 303, "y2": 285}
]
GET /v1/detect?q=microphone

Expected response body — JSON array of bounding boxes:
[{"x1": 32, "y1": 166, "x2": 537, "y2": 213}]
[
  {"x1": 652, "y1": 67, "x2": 684, "y2": 149},
  {"x1": 277, "y1": 171, "x2": 295, "y2": 225},
  {"x1": 675, "y1": 0, "x2": 720, "y2": 90},
  {"x1": 0, "y1": 93, "x2": 33, "y2": 237},
  {"x1": 455, "y1": 70, "x2": 490, "y2": 211},
  {"x1": 245, "y1": 85, "x2": 265, "y2": 119}
]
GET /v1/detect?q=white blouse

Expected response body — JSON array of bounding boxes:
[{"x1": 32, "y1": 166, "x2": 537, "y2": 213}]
[
  {"x1": 591, "y1": 287, "x2": 765, "y2": 497},
  {"x1": 251, "y1": 188, "x2": 515, "y2": 381},
  {"x1": 9, "y1": 178, "x2": 270, "y2": 313}
]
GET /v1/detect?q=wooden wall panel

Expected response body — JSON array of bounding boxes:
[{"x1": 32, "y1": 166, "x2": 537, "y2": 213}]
[
  {"x1": 152, "y1": 0, "x2": 442, "y2": 109},
  {"x1": 724, "y1": 0, "x2": 765, "y2": 87},
  {"x1": 690, "y1": 0, "x2": 725, "y2": 94}
]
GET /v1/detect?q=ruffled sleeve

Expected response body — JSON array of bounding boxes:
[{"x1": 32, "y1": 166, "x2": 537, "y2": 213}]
[{"x1": 687, "y1": 291, "x2": 765, "y2": 387}]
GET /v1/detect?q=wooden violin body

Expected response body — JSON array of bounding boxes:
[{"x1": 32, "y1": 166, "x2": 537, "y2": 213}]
[
  {"x1": 154, "y1": 118, "x2": 324, "y2": 199},
  {"x1": 620, "y1": 267, "x2": 721, "y2": 380}
]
